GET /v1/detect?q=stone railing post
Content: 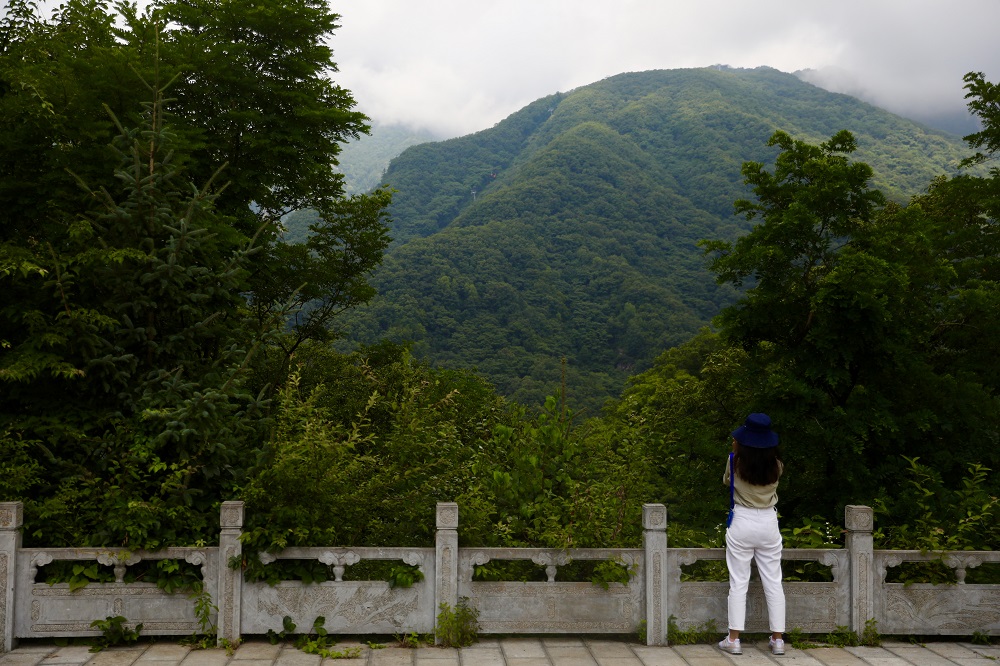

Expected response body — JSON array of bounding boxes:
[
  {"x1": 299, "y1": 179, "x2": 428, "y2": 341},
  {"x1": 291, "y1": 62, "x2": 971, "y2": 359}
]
[
  {"x1": 643, "y1": 503, "x2": 668, "y2": 646},
  {"x1": 217, "y1": 501, "x2": 244, "y2": 646},
  {"x1": 0, "y1": 503, "x2": 21, "y2": 653},
  {"x1": 845, "y1": 505, "x2": 874, "y2": 635},
  {"x1": 0, "y1": 502, "x2": 24, "y2": 654},
  {"x1": 434, "y1": 502, "x2": 459, "y2": 644}
]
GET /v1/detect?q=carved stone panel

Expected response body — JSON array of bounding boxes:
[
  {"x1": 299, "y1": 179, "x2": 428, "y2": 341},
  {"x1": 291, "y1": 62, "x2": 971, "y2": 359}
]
[
  {"x1": 465, "y1": 581, "x2": 641, "y2": 634},
  {"x1": 881, "y1": 584, "x2": 1000, "y2": 635},
  {"x1": 19, "y1": 584, "x2": 200, "y2": 636},
  {"x1": 241, "y1": 581, "x2": 434, "y2": 635},
  {"x1": 676, "y1": 582, "x2": 845, "y2": 633}
]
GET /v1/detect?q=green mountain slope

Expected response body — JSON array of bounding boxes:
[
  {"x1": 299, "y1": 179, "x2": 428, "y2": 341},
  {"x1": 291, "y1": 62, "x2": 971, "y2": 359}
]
[
  {"x1": 337, "y1": 122, "x2": 437, "y2": 195},
  {"x1": 339, "y1": 67, "x2": 975, "y2": 414}
]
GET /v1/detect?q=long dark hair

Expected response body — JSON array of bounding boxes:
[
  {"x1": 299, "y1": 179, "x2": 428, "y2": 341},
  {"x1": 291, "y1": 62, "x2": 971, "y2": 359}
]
[{"x1": 734, "y1": 442, "x2": 782, "y2": 486}]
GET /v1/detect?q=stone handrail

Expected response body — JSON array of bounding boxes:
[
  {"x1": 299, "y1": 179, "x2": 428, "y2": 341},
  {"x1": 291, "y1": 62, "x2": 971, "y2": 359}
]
[{"x1": 0, "y1": 501, "x2": 996, "y2": 651}]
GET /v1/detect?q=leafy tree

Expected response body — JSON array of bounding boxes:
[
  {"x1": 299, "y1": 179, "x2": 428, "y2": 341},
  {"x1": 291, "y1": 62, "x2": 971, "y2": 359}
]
[
  {"x1": 699, "y1": 118, "x2": 1000, "y2": 519},
  {"x1": 0, "y1": 78, "x2": 265, "y2": 546},
  {"x1": 961, "y1": 71, "x2": 1000, "y2": 168},
  {"x1": 0, "y1": 0, "x2": 391, "y2": 545}
]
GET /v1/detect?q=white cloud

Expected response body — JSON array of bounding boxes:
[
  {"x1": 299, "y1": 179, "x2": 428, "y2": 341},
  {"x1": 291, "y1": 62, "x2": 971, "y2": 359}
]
[{"x1": 332, "y1": 1, "x2": 999, "y2": 138}]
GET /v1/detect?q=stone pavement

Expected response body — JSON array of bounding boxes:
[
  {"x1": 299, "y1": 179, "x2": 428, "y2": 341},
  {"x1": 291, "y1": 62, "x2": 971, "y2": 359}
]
[{"x1": 0, "y1": 638, "x2": 998, "y2": 666}]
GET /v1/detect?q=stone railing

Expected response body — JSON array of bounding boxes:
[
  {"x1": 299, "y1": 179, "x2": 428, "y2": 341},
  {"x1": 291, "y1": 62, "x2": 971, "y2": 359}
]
[{"x1": 0, "y1": 501, "x2": 996, "y2": 651}]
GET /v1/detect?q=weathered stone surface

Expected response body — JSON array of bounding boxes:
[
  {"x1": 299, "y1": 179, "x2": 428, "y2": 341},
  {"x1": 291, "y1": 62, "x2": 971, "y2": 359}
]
[
  {"x1": 544, "y1": 645, "x2": 597, "y2": 666},
  {"x1": 368, "y1": 649, "x2": 413, "y2": 666},
  {"x1": 843, "y1": 646, "x2": 909, "y2": 666},
  {"x1": 135, "y1": 644, "x2": 192, "y2": 662},
  {"x1": 670, "y1": 643, "x2": 732, "y2": 666},
  {"x1": 177, "y1": 650, "x2": 231, "y2": 666},
  {"x1": 1, "y1": 500, "x2": 998, "y2": 652},
  {"x1": 29, "y1": 646, "x2": 93, "y2": 665},
  {"x1": 631, "y1": 646, "x2": 689, "y2": 666},
  {"x1": 451, "y1": 646, "x2": 504, "y2": 666},
  {"x1": 808, "y1": 646, "x2": 868, "y2": 666},
  {"x1": 880, "y1": 584, "x2": 1000, "y2": 635},
  {"x1": 499, "y1": 639, "x2": 547, "y2": 659}
]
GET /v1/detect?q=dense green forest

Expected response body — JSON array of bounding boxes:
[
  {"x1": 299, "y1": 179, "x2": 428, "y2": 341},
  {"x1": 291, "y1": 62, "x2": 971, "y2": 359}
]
[
  {"x1": 1, "y1": 0, "x2": 998, "y2": 588},
  {"x1": 336, "y1": 67, "x2": 979, "y2": 414}
]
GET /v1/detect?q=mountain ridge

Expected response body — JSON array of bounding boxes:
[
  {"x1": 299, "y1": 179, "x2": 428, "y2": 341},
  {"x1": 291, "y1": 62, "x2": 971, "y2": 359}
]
[{"x1": 336, "y1": 67, "x2": 978, "y2": 413}]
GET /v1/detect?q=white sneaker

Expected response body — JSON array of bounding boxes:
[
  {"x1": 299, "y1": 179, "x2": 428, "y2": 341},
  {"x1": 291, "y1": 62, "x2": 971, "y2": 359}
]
[
  {"x1": 719, "y1": 636, "x2": 742, "y2": 655},
  {"x1": 770, "y1": 637, "x2": 785, "y2": 655}
]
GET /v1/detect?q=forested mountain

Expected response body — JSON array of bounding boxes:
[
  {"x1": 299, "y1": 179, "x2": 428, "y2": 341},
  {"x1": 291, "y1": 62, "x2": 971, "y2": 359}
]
[
  {"x1": 338, "y1": 67, "x2": 977, "y2": 413},
  {"x1": 337, "y1": 122, "x2": 438, "y2": 195}
]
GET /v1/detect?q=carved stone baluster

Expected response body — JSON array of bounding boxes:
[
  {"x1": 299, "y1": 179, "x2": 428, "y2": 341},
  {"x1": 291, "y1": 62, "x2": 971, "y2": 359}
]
[
  {"x1": 434, "y1": 502, "x2": 459, "y2": 645},
  {"x1": 0, "y1": 502, "x2": 22, "y2": 653},
  {"x1": 643, "y1": 503, "x2": 668, "y2": 646},
  {"x1": 319, "y1": 551, "x2": 361, "y2": 582},
  {"x1": 464, "y1": 552, "x2": 490, "y2": 583},
  {"x1": 29, "y1": 553, "x2": 53, "y2": 585},
  {"x1": 945, "y1": 554, "x2": 982, "y2": 585},
  {"x1": 820, "y1": 550, "x2": 843, "y2": 583},
  {"x1": 530, "y1": 551, "x2": 569, "y2": 583},
  {"x1": 97, "y1": 552, "x2": 140, "y2": 583},
  {"x1": 185, "y1": 551, "x2": 208, "y2": 581},
  {"x1": 218, "y1": 501, "x2": 244, "y2": 647},
  {"x1": 845, "y1": 505, "x2": 874, "y2": 636}
]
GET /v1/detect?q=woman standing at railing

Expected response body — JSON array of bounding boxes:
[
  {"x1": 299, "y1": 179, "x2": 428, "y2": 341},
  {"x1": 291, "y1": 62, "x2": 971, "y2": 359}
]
[{"x1": 718, "y1": 413, "x2": 786, "y2": 656}]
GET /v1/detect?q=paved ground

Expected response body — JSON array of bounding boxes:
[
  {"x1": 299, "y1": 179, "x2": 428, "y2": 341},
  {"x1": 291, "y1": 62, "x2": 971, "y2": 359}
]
[{"x1": 0, "y1": 638, "x2": 997, "y2": 666}]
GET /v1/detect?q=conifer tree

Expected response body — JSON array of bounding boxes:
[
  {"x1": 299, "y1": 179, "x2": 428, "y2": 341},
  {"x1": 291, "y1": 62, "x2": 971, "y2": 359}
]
[{"x1": 1, "y1": 76, "x2": 266, "y2": 547}]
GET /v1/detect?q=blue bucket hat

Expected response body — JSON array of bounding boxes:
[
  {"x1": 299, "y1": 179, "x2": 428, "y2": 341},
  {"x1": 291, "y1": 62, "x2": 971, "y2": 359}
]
[{"x1": 732, "y1": 413, "x2": 779, "y2": 449}]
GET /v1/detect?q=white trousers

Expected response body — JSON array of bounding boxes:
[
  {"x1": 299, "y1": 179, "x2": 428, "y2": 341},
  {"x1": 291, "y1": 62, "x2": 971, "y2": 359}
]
[{"x1": 725, "y1": 505, "x2": 785, "y2": 633}]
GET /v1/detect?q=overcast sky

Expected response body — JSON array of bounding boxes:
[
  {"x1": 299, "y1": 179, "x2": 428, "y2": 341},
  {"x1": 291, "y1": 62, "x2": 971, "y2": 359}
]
[{"x1": 331, "y1": 0, "x2": 1000, "y2": 139}]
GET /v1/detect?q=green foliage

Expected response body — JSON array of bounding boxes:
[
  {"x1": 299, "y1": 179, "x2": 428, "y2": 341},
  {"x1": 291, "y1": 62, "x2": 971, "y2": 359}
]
[
  {"x1": 860, "y1": 619, "x2": 882, "y2": 647},
  {"x1": 239, "y1": 344, "x2": 514, "y2": 559},
  {"x1": 89, "y1": 616, "x2": 142, "y2": 652},
  {"x1": 785, "y1": 628, "x2": 821, "y2": 649},
  {"x1": 782, "y1": 516, "x2": 843, "y2": 550},
  {"x1": 395, "y1": 632, "x2": 427, "y2": 648},
  {"x1": 961, "y1": 72, "x2": 1000, "y2": 168},
  {"x1": 876, "y1": 457, "x2": 999, "y2": 552},
  {"x1": 387, "y1": 564, "x2": 425, "y2": 589},
  {"x1": 874, "y1": 458, "x2": 999, "y2": 584},
  {"x1": 191, "y1": 589, "x2": 218, "y2": 637},
  {"x1": 154, "y1": 559, "x2": 205, "y2": 595},
  {"x1": 823, "y1": 626, "x2": 859, "y2": 647},
  {"x1": 238, "y1": 340, "x2": 655, "y2": 558},
  {"x1": 41, "y1": 558, "x2": 205, "y2": 592},
  {"x1": 435, "y1": 598, "x2": 480, "y2": 648},
  {"x1": 465, "y1": 395, "x2": 658, "y2": 548},
  {"x1": 636, "y1": 619, "x2": 647, "y2": 644},
  {"x1": 971, "y1": 631, "x2": 998, "y2": 646},
  {"x1": 822, "y1": 620, "x2": 881, "y2": 648},
  {"x1": 0, "y1": 0, "x2": 390, "y2": 548},
  {"x1": 589, "y1": 558, "x2": 637, "y2": 589},
  {"x1": 667, "y1": 615, "x2": 719, "y2": 645},
  {"x1": 780, "y1": 516, "x2": 842, "y2": 582},
  {"x1": 267, "y1": 616, "x2": 298, "y2": 645},
  {"x1": 64, "y1": 563, "x2": 114, "y2": 592},
  {"x1": 264, "y1": 616, "x2": 360, "y2": 659}
]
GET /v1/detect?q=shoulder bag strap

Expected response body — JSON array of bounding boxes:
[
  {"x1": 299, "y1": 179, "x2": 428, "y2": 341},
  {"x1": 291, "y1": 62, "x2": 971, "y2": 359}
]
[{"x1": 727, "y1": 452, "x2": 735, "y2": 527}]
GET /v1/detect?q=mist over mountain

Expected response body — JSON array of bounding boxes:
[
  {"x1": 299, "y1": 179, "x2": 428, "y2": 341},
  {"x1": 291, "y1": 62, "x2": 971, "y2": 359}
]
[
  {"x1": 336, "y1": 123, "x2": 438, "y2": 195},
  {"x1": 334, "y1": 66, "x2": 976, "y2": 414},
  {"x1": 793, "y1": 67, "x2": 980, "y2": 137}
]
